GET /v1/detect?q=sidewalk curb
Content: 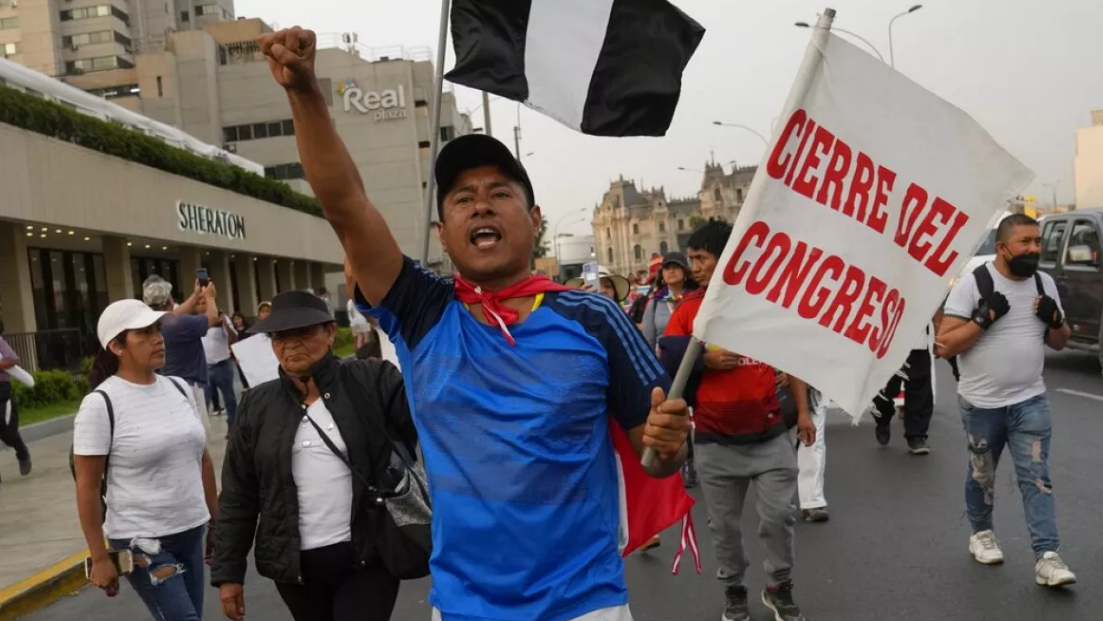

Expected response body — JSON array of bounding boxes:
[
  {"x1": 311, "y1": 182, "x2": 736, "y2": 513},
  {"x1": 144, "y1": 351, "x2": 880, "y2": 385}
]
[{"x1": 0, "y1": 551, "x2": 86, "y2": 621}]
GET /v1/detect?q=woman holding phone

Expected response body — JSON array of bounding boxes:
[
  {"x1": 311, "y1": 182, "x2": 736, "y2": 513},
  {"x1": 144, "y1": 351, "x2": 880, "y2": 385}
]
[{"x1": 73, "y1": 300, "x2": 219, "y2": 621}]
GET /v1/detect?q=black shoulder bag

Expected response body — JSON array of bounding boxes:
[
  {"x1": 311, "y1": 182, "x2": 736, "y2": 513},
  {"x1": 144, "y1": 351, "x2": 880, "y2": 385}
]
[{"x1": 304, "y1": 373, "x2": 432, "y2": 580}]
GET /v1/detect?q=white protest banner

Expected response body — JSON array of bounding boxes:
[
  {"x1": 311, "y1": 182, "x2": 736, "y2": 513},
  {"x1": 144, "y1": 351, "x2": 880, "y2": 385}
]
[
  {"x1": 693, "y1": 21, "x2": 1034, "y2": 417},
  {"x1": 231, "y1": 334, "x2": 280, "y2": 387}
]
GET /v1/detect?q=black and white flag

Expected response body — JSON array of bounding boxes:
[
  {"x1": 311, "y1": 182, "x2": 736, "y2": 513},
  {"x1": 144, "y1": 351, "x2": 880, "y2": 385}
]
[{"x1": 445, "y1": 0, "x2": 705, "y2": 137}]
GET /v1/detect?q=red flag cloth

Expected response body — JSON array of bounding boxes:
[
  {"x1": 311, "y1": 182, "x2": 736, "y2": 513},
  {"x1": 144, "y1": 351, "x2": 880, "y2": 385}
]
[
  {"x1": 609, "y1": 419, "x2": 701, "y2": 574},
  {"x1": 454, "y1": 274, "x2": 570, "y2": 345}
]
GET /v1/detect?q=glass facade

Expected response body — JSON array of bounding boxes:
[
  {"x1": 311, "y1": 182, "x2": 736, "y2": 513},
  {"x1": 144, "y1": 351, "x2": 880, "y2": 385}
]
[
  {"x1": 26, "y1": 248, "x2": 109, "y2": 359},
  {"x1": 130, "y1": 256, "x2": 181, "y2": 303}
]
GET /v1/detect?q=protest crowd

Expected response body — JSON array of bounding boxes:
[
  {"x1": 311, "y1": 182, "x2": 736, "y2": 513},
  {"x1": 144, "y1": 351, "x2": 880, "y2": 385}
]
[{"x1": 0, "y1": 5, "x2": 1078, "y2": 621}]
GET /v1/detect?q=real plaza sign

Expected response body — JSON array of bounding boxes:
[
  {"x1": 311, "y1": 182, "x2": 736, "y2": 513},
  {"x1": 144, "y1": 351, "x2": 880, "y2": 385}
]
[
  {"x1": 177, "y1": 201, "x2": 246, "y2": 241},
  {"x1": 339, "y1": 79, "x2": 409, "y2": 121}
]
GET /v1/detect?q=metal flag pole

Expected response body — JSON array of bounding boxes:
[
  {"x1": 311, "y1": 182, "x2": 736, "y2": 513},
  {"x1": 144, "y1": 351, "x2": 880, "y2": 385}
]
[
  {"x1": 420, "y1": 0, "x2": 453, "y2": 267},
  {"x1": 641, "y1": 7, "x2": 838, "y2": 471}
]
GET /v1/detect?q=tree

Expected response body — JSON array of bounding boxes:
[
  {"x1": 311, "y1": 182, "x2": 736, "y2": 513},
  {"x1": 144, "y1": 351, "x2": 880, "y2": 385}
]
[{"x1": 533, "y1": 216, "x2": 550, "y2": 259}]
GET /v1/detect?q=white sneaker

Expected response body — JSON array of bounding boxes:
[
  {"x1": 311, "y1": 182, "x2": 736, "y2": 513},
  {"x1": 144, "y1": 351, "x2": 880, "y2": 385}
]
[
  {"x1": 1035, "y1": 552, "x2": 1076, "y2": 587},
  {"x1": 969, "y1": 530, "x2": 1005, "y2": 565}
]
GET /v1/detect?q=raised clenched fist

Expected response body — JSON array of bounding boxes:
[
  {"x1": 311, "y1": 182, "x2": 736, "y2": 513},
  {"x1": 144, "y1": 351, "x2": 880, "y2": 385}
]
[{"x1": 256, "y1": 27, "x2": 318, "y2": 92}]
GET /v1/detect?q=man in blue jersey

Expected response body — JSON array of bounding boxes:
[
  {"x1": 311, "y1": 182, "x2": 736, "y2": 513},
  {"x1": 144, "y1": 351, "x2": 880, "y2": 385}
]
[{"x1": 258, "y1": 27, "x2": 692, "y2": 621}]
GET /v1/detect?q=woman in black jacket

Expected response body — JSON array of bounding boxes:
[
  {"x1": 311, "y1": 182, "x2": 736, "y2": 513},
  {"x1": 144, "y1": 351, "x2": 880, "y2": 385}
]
[{"x1": 210, "y1": 290, "x2": 417, "y2": 621}]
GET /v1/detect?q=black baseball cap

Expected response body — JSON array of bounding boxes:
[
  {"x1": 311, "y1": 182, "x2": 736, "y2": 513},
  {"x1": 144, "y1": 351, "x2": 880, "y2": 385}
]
[
  {"x1": 662, "y1": 252, "x2": 690, "y2": 272},
  {"x1": 435, "y1": 134, "x2": 536, "y2": 219},
  {"x1": 249, "y1": 290, "x2": 334, "y2": 334}
]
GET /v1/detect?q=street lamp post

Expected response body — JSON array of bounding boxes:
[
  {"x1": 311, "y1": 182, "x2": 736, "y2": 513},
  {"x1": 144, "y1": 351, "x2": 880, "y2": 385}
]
[
  {"x1": 712, "y1": 121, "x2": 770, "y2": 147},
  {"x1": 888, "y1": 4, "x2": 923, "y2": 68},
  {"x1": 1044, "y1": 181, "x2": 1061, "y2": 208},
  {"x1": 795, "y1": 21, "x2": 886, "y2": 63}
]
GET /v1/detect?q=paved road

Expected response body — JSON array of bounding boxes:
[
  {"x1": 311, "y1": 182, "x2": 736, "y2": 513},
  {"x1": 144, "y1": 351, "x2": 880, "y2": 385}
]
[{"x1": 24, "y1": 351, "x2": 1103, "y2": 621}]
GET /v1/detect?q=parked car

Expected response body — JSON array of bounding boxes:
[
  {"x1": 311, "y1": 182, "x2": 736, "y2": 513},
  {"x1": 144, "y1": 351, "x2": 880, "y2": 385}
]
[{"x1": 1036, "y1": 208, "x2": 1103, "y2": 365}]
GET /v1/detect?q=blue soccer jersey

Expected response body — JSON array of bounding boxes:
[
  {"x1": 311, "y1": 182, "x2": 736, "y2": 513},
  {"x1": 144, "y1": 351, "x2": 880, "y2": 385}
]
[{"x1": 358, "y1": 258, "x2": 670, "y2": 621}]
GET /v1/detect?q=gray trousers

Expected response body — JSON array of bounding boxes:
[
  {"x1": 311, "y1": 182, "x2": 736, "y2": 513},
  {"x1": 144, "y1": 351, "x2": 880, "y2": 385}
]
[{"x1": 695, "y1": 433, "x2": 799, "y2": 587}]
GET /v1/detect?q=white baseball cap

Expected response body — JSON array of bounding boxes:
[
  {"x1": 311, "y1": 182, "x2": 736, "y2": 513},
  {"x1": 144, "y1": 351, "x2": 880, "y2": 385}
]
[{"x1": 97, "y1": 299, "x2": 167, "y2": 349}]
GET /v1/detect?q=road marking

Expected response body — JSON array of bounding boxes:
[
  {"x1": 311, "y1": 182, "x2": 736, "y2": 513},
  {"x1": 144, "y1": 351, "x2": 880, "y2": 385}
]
[{"x1": 1056, "y1": 388, "x2": 1103, "y2": 402}]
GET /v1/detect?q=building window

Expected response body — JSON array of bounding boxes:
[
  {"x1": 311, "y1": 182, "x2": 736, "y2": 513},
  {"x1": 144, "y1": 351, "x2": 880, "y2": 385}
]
[
  {"x1": 1, "y1": 42, "x2": 18, "y2": 57},
  {"x1": 678, "y1": 219, "x2": 685, "y2": 231},
  {"x1": 714, "y1": 188, "x2": 722, "y2": 201},
  {"x1": 264, "y1": 162, "x2": 305, "y2": 181},
  {"x1": 607, "y1": 248, "x2": 614, "y2": 263},
  {"x1": 195, "y1": 4, "x2": 226, "y2": 17},
  {"x1": 634, "y1": 245, "x2": 642, "y2": 261},
  {"x1": 86, "y1": 83, "x2": 140, "y2": 99},
  {"x1": 415, "y1": 99, "x2": 428, "y2": 108},
  {"x1": 222, "y1": 118, "x2": 295, "y2": 143},
  {"x1": 736, "y1": 188, "x2": 744, "y2": 202},
  {"x1": 632, "y1": 223, "x2": 639, "y2": 235},
  {"x1": 660, "y1": 241, "x2": 669, "y2": 255},
  {"x1": 441, "y1": 126, "x2": 456, "y2": 142},
  {"x1": 418, "y1": 140, "x2": 431, "y2": 148},
  {"x1": 65, "y1": 55, "x2": 135, "y2": 74},
  {"x1": 63, "y1": 31, "x2": 132, "y2": 48},
  {"x1": 181, "y1": 10, "x2": 189, "y2": 21},
  {"x1": 61, "y1": 5, "x2": 129, "y2": 26},
  {"x1": 659, "y1": 221, "x2": 666, "y2": 233},
  {"x1": 606, "y1": 228, "x2": 611, "y2": 240},
  {"x1": 1040, "y1": 220, "x2": 1067, "y2": 264},
  {"x1": 0, "y1": 17, "x2": 19, "y2": 30},
  {"x1": 156, "y1": 76, "x2": 163, "y2": 97}
]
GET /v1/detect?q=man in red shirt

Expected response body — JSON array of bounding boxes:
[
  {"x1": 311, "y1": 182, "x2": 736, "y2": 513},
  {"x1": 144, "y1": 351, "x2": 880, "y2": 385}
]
[{"x1": 663, "y1": 220, "x2": 815, "y2": 621}]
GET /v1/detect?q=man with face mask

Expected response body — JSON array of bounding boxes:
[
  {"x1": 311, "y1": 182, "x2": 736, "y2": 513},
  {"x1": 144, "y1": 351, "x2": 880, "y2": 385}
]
[{"x1": 938, "y1": 213, "x2": 1075, "y2": 588}]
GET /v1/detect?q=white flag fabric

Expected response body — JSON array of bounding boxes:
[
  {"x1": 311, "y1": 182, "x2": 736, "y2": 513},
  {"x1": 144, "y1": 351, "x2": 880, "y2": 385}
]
[{"x1": 694, "y1": 34, "x2": 1034, "y2": 417}]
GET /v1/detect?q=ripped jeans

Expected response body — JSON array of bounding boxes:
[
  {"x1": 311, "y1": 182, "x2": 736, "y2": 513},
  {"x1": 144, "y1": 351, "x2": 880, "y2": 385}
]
[
  {"x1": 108, "y1": 525, "x2": 206, "y2": 621},
  {"x1": 959, "y1": 394, "x2": 1059, "y2": 558}
]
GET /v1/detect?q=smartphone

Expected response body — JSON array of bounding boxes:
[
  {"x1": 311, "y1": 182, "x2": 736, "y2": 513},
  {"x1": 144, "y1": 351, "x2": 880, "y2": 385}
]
[
  {"x1": 197, "y1": 268, "x2": 210, "y2": 287},
  {"x1": 85, "y1": 549, "x2": 134, "y2": 578}
]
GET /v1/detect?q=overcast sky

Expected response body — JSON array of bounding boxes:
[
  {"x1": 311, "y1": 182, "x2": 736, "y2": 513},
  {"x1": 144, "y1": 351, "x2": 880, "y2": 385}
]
[{"x1": 237, "y1": 0, "x2": 1102, "y2": 238}]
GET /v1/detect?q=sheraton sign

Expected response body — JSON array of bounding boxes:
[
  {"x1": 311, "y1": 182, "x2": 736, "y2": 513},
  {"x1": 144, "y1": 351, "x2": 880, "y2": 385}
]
[{"x1": 176, "y1": 201, "x2": 247, "y2": 241}]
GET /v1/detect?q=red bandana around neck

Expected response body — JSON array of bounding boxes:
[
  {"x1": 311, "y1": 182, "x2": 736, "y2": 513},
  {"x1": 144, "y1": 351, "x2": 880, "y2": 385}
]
[{"x1": 454, "y1": 274, "x2": 570, "y2": 345}]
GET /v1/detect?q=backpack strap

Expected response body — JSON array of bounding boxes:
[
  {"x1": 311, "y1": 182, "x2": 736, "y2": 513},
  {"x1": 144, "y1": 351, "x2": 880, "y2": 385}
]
[
  {"x1": 165, "y1": 376, "x2": 189, "y2": 399},
  {"x1": 972, "y1": 264, "x2": 995, "y2": 302},
  {"x1": 94, "y1": 389, "x2": 115, "y2": 463},
  {"x1": 1034, "y1": 273, "x2": 1045, "y2": 295}
]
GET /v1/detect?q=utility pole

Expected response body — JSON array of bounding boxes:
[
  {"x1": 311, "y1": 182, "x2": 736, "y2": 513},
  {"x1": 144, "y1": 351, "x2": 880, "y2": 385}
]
[
  {"x1": 514, "y1": 103, "x2": 523, "y2": 161},
  {"x1": 481, "y1": 91, "x2": 493, "y2": 137}
]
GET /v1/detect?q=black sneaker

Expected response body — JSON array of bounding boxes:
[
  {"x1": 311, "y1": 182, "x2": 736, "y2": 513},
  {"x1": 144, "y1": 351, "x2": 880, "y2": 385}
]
[
  {"x1": 722, "y1": 584, "x2": 750, "y2": 621},
  {"x1": 763, "y1": 581, "x2": 805, "y2": 621},
  {"x1": 802, "y1": 507, "x2": 830, "y2": 523},
  {"x1": 18, "y1": 455, "x2": 31, "y2": 477},
  {"x1": 907, "y1": 438, "x2": 930, "y2": 455},
  {"x1": 875, "y1": 424, "x2": 890, "y2": 447}
]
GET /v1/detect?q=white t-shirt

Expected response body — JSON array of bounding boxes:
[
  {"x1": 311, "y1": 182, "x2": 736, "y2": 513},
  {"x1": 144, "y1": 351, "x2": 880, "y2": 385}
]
[
  {"x1": 73, "y1": 375, "x2": 210, "y2": 539},
  {"x1": 293, "y1": 400, "x2": 354, "y2": 550},
  {"x1": 347, "y1": 299, "x2": 369, "y2": 328},
  {"x1": 944, "y1": 263, "x2": 1063, "y2": 408},
  {"x1": 202, "y1": 316, "x2": 234, "y2": 365}
]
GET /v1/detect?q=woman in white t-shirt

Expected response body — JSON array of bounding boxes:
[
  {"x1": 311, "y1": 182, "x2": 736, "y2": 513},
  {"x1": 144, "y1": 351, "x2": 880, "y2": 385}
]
[{"x1": 73, "y1": 300, "x2": 220, "y2": 621}]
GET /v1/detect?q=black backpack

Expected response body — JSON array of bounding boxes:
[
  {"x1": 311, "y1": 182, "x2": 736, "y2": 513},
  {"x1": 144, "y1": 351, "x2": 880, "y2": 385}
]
[
  {"x1": 972, "y1": 264, "x2": 1044, "y2": 305},
  {"x1": 69, "y1": 378, "x2": 189, "y2": 521},
  {"x1": 947, "y1": 265, "x2": 1048, "y2": 382}
]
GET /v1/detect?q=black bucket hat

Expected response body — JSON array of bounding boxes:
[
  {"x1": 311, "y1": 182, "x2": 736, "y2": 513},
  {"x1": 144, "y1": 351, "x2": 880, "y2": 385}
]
[
  {"x1": 662, "y1": 252, "x2": 690, "y2": 272},
  {"x1": 249, "y1": 290, "x2": 334, "y2": 334},
  {"x1": 435, "y1": 134, "x2": 536, "y2": 218}
]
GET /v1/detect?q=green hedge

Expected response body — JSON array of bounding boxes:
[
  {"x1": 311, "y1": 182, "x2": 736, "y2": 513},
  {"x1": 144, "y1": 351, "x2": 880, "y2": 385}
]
[
  {"x1": 334, "y1": 326, "x2": 353, "y2": 351},
  {"x1": 11, "y1": 370, "x2": 86, "y2": 409},
  {"x1": 0, "y1": 85, "x2": 323, "y2": 217}
]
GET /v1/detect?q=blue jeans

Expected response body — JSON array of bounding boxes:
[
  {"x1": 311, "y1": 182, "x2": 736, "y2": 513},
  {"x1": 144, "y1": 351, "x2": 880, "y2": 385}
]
[
  {"x1": 108, "y1": 525, "x2": 206, "y2": 621},
  {"x1": 205, "y1": 360, "x2": 238, "y2": 429},
  {"x1": 959, "y1": 394, "x2": 1059, "y2": 558}
]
